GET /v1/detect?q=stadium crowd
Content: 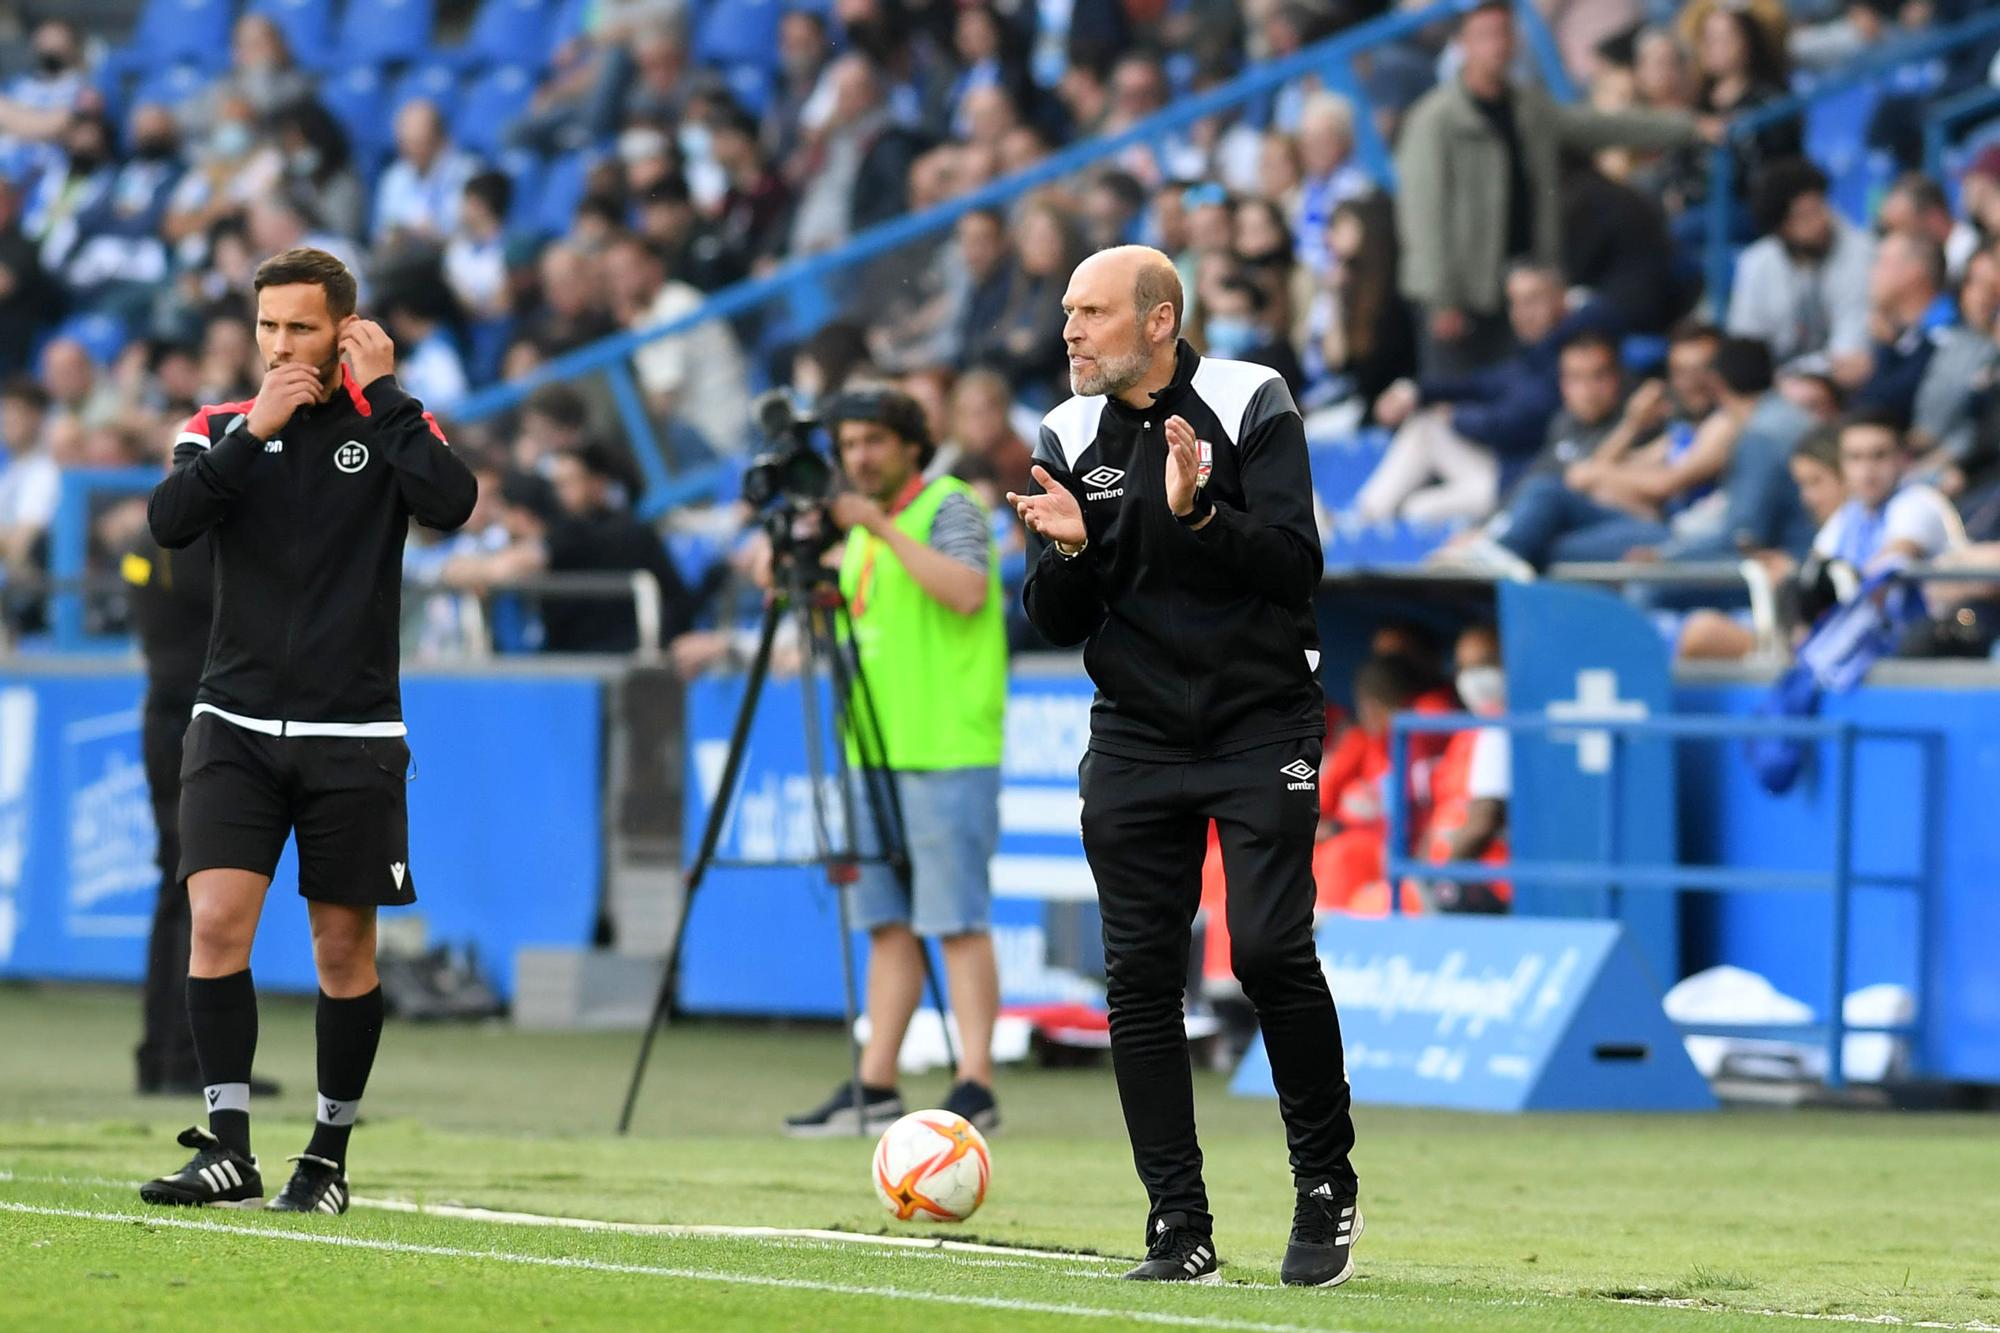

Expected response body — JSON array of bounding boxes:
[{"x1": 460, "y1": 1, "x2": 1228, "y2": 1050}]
[{"x1": 5, "y1": 0, "x2": 2000, "y2": 906}]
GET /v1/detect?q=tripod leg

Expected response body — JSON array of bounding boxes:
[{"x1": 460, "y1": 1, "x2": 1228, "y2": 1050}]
[
  {"x1": 823, "y1": 601, "x2": 961, "y2": 1081},
  {"x1": 618, "y1": 595, "x2": 785, "y2": 1134}
]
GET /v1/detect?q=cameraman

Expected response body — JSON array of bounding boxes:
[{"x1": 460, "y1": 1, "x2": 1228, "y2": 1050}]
[{"x1": 782, "y1": 389, "x2": 1008, "y2": 1137}]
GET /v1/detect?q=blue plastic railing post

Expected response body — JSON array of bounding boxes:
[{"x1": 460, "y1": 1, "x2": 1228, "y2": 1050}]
[
  {"x1": 603, "y1": 361, "x2": 672, "y2": 502},
  {"x1": 1386, "y1": 721, "x2": 1409, "y2": 916},
  {"x1": 1828, "y1": 724, "x2": 1856, "y2": 1089},
  {"x1": 1705, "y1": 142, "x2": 1736, "y2": 320}
]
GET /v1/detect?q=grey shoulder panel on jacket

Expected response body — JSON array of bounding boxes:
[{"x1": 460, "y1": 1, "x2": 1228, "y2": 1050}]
[{"x1": 1192, "y1": 356, "x2": 1292, "y2": 448}]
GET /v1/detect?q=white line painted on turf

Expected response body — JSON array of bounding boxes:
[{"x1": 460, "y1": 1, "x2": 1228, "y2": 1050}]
[
  {"x1": 0, "y1": 1202, "x2": 1353, "y2": 1333},
  {"x1": 1611, "y1": 1298, "x2": 2000, "y2": 1330}
]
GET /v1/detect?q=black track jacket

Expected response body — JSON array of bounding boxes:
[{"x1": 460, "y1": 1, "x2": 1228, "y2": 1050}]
[
  {"x1": 147, "y1": 367, "x2": 476, "y2": 737},
  {"x1": 1022, "y1": 341, "x2": 1325, "y2": 761}
]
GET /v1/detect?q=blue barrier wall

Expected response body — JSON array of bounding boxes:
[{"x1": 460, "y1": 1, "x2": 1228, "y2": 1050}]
[
  {"x1": 1674, "y1": 678, "x2": 1995, "y2": 1083},
  {"x1": 0, "y1": 669, "x2": 604, "y2": 997}
]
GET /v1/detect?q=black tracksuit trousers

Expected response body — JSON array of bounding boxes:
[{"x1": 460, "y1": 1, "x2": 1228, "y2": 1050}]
[
  {"x1": 1080, "y1": 738, "x2": 1357, "y2": 1236},
  {"x1": 137, "y1": 698, "x2": 197, "y2": 1087}
]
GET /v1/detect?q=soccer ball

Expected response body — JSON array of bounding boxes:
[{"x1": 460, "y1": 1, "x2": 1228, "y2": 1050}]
[{"x1": 872, "y1": 1109, "x2": 992, "y2": 1223}]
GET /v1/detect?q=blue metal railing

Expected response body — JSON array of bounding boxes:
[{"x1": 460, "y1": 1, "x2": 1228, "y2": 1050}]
[
  {"x1": 42, "y1": 468, "x2": 157, "y2": 654},
  {"x1": 447, "y1": 0, "x2": 1573, "y2": 514},
  {"x1": 1705, "y1": 7, "x2": 2000, "y2": 314},
  {"x1": 1922, "y1": 83, "x2": 2000, "y2": 186},
  {"x1": 1383, "y1": 710, "x2": 1940, "y2": 1088}
]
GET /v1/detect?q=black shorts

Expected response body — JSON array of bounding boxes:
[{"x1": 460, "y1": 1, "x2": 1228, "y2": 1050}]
[{"x1": 178, "y1": 711, "x2": 417, "y2": 907}]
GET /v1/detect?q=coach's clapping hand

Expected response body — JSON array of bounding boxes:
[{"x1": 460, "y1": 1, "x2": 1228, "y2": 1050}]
[
  {"x1": 245, "y1": 361, "x2": 325, "y2": 440},
  {"x1": 1007, "y1": 467, "x2": 1086, "y2": 549},
  {"x1": 339, "y1": 317, "x2": 397, "y2": 389}
]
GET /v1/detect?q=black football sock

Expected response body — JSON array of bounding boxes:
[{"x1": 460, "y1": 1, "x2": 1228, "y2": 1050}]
[
  {"x1": 305, "y1": 986, "x2": 384, "y2": 1169},
  {"x1": 187, "y1": 969, "x2": 258, "y2": 1158}
]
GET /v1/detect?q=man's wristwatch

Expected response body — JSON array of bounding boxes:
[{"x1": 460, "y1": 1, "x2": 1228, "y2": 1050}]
[{"x1": 1053, "y1": 536, "x2": 1088, "y2": 558}]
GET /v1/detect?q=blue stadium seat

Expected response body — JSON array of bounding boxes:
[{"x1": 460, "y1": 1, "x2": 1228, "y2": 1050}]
[
  {"x1": 319, "y1": 64, "x2": 395, "y2": 167},
  {"x1": 533, "y1": 150, "x2": 593, "y2": 238},
  {"x1": 721, "y1": 63, "x2": 773, "y2": 118},
  {"x1": 1804, "y1": 80, "x2": 1882, "y2": 226},
  {"x1": 391, "y1": 62, "x2": 464, "y2": 121},
  {"x1": 128, "y1": 0, "x2": 236, "y2": 73},
  {"x1": 129, "y1": 63, "x2": 215, "y2": 115},
  {"x1": 495, "y1": 148, "x2": 546, "y2": 233},
  {"x1": 461, "y1": 0, "x2": 556, "y2": 73},
  {"x1": 694, "y1": 0, "x2": 784, "y2": 71},
  {"x1": 52, "y1": 312, "x2": 132, "y2": 367},
  {"x1": 336, "y1": 0, "x2": 436, "y2": 68},
  {"x1": 453, "y1": 65, "x2": 538, "y2": 156},
  {"x1": 247, "y1": 0, "x2": 341, "y2": 72}
]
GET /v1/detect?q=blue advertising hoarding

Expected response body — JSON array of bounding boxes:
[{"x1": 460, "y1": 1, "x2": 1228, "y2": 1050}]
[
  {"x1": 0, "y1": 670, "x2": 604, "y2": 997},
  {"x1": 1231, "y1": 916, "x2": 1714, "y2": 1112}
]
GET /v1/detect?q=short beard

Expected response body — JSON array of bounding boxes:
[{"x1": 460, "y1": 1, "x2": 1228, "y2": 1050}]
[{"x1": 1072, "y1": 346, "x2": 1151, "y2": 398}]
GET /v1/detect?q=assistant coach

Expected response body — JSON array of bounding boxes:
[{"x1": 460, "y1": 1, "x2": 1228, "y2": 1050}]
[
  {"x1": 139, "y1": 247, "x2": 476, "y2": 1215},
  {"x1": 1008, "y1": 246, "x2": 1360, "y2": 1288}
]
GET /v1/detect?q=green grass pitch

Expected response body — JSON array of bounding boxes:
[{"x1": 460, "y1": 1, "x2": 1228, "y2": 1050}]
[{"x1": 3, "y1": 985, "x2": 1997, "y2": 1331}]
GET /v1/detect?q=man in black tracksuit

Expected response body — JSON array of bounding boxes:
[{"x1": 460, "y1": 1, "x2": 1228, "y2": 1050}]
[
  {"x1": 136, "y1": 247, "x2": 477, "y2": 1216},
  {"x1": 1010, "y1": 246, "x2": 1360, "y2": 1287}
]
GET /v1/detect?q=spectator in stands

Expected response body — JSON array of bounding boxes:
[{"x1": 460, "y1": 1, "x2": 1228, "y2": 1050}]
[
  {"x1": 46, "y1": 104, "x2": 182, "y2": 321},
  {"x1": 1292, "y1": 91, "x2": 1372, "y2": 275},
  {"x1": 1081, "y1": 170, "x2": 1147, "y2": 252},
  {"x1": 1561, "y1": 152, "x2": 1688, "y2": 336},
  {"x1": 1593, "y1": 24, "x2": 1697, "y2": 199},
  {"x1": 766, "y1": 8, "x2": 833, "y2": 167},
  {"x1": 792, "y1": 321, "x2": 877, "y2": 406},
  {"x1": 1653, "y1": 337, "x2": 1815, "y2": 562},
  {"x1": 787, "y1": 56, "x2": 928, "y2": 255},
  {"x1": 1815, "y1": 408, "x2": 1967, "y2": 577},
  {"x1": 947, "y1": 2, "x2": 1029, "y2": 142},
  {"x1": 41, "y1": 337, "x2": 120, "y2": 433},
  {"x1": 1684, "y1": 4, "x2": 1798, "y2": 220},
  {"x1": 1200, "y1": 275, "x2": 1306, "y2": 398},
  {"x1": 23, "y1": 111, "x2": 116, "y2": 267},
  {"x1": 245, "y1": 194, "x2": 360, "y2": 284},
  {"x1": 270, "y1": 99, "x2": 366, "y2": 246},
  {"x1": 372, "y1": 100, "x2": 481, "y2": 250},
  {"x1": 1878, "y1": 173, "x2": 1980, "y2": 282},
  {"x1": 1101, "y1": 54, "x2": 1171, "y2": 186},
  {"x1": 1853, "y1": 231, "x2": 1955, "y2": 429},
  {"x1": 1233, "y1": 196, "x2": 1312, "y2": 343},
  {"x1": 615, "y1": 23, "x2": 696, "y2": 130},
  {"x1": 603, "y1": 232, "x2": 750, "y2": 453},
  {"x1": 978, "y1": 201, "x2": 1076, "y2": 406},
  {"x1": 1355, "y1": 262, "x2": 1597, "y2": 525},
  {"x1": 1678, "y1": 425, "x2": 1848, "y2": 661},
  {"x1": 944, "y1": 368, "x2": 1033, "y2": 504},
  {"x1": 184, "y1": 14, "x2": 313, "y2": 132},
  {"x1": 0, "y1": 177, "x2": 52, "y2": 378},
  {"x1": 1516, "y1": 327, "x2": 1632, "y2": 497},
  {"x1": 1413, "y1": 622, "x2": 1511, "y2": 914},
  {"x1": 383, "y1": 289, "x2": 470, "y2": 415},
  {"x1": 1312, "y1": 652, "x2": 1430, "y2": 915},
  {"x1": 945, "y1": 208, "x2": 1016, "y2": 369},
  {"x1": 1728, "y1": 159, "x2": 1874, "y2": 380},
  {"x1": 0, "y1": 19, "x2": 90, "y2": 183},
  {"x1": 161, "y1": 93, "x2": 275, "y2": 261},
  {"x1": 513, "y1": 383, "x2": 590, "y2": 476},
  {"x1": 453, "y1": 450, "x2": 695, "y2": 655},
  {"x1": 194, "y1": 310, "x2": 257, "y2": 403},
  {"x1": 710, "y1": 107, "x2": 790, "y2": 279},
  {"x1": 444, "y1": 172, "x2": 512, "y2": 324},
  {"x1": 524, "y1": 241, "x2": 616, "y2": 357},
  {"x1": 0, "y1": 377, "x2": 57, "y2": 597},
  {"x1": 1395, "y1": 2, "x2": 1710, "y2": 376},
  {"x1": 1301, "y1": 193, "x2": 1418, "y2": 434}
]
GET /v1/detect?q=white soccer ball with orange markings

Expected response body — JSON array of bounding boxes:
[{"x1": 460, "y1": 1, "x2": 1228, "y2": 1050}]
[{"x1": 872, "y1": 1109, "x2": 992, "y2": 1223}]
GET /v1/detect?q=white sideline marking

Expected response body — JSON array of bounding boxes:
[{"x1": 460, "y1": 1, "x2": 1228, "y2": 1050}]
[
  {"x1": 1611, "y1": 1298, "x2": 2000, "y2": 1330},
  {"x1": 0, "y1": 1202, "x2": 1345, "y2": 1333},
  {"x1": 0, "y1": 1171, "x2": 1126, "y2": 1266}
]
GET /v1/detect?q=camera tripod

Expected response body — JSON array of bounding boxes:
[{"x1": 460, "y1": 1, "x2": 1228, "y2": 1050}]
[{"x1": 618, "y1": 530, "x2": 959, "y2": 1134}]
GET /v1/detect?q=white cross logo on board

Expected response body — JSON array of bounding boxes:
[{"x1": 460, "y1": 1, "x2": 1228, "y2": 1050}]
[{"x1": 1545, "y1": 669, "x2": 1647, "y2": 774}]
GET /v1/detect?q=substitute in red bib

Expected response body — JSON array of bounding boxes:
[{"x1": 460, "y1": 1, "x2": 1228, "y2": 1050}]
[
  {"x1": 1009, "y1": 246, "x2": 1360, "y2": 1288},
  {"x1": 139, "y1": 247, "x2": 476, "y2": 1215}
]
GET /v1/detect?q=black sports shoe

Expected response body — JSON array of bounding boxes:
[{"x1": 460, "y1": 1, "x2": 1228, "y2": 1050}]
[
  {"x1": 138, "y1": 1126, "x2": 262, "y2": 1208},
  {"x1": 1281, "y1": 1182, "x2": 1363, "y2": 1287},
  {"x1": 940, "y1": 1079, "x2": 1000, "y2": 1133},
  {"x1": 1121, "y1": 1213, "x2": 1220, "y2": 1282},
  {"x1": 783, "y1": 1080, "x2": 903, "y2": 1138},
  {"x1": 266, "y1": 1153, "x2": 350, "y2": 1214}
]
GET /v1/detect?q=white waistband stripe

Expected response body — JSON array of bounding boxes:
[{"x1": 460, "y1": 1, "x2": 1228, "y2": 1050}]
[{"x1": 192, "y1": 704, "x2": 407, "y2": 739}]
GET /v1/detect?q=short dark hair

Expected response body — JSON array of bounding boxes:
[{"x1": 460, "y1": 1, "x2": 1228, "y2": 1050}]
[
  {"x1": 1888, "y1": 171, "x2": 1950, "y2": 218},
  {"x1": 1668, "y1": 317, "x2": 1720, "y2": 347},
  {"x1": 253, "y1": 247, "x2": 357, "y2": 320},
  {"x1": 826, "y1": 386, "x2": 935, "y2": 468},
  {"x1": 1559, "y1": 327, "x2": 1621, "y2": 363},
  {"x1": 0, "y1": 374, "x2": 49, "y2": 411},
  {"x1": 1839, "y1": 406, "x2": 1907, "y2": 448},
  {"x1": 1216, "y1": 274, "x2": 1269, "y2": 314},
  {"x1": 1751, "y1": 157, "x2": 1828, "y2": 236},
  {"x1": 463, "y1": 169, "x2": 512, "y2": 221},
  {"x1": 1791, "y1": 423, "x2": 1841, "y2": 471},
  {"x1": 522, "y1": 382, "x2": 589, "y2": 430},
  {"x1": 1354, "y1": 654, "x2": 1422, "y2": 709},
  {"x1": 1712, "y1": 336, "x2": 1774, "y2": 397},
  {"x1": 499, "y1": 469, "x2": 561, "y2": 525}
]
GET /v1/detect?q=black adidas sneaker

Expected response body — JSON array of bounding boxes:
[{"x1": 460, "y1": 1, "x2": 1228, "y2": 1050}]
[
  {"x1": 1121, "y1": 1213, "x2": 1220, "y2": 1282},
  {"x1": 138, "y1": 1126, "x2": 262, "y2": 1208},
  {"x1": 1281, "y1": 1182, "x2": 1363, "y2": 1287},
  {"x1": 266, "y1": 1154, "x2": 350, "y2": 1214},
  {"x1": 940, "y1": 1079, "x2": 1000, "y2": 1133},
  {"x1": 783, "y1": 1080, "x2": 903, "y2": 1138}
]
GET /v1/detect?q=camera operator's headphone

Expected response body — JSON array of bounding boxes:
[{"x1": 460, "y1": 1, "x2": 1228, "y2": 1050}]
[{"x1": 823, "y1": 387, "x2": 936, "y2": 470}]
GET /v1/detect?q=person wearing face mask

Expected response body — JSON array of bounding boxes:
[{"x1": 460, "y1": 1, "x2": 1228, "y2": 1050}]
[
  {"x1": 269, "y1": 99, "x2": 366, "y2": 244},
  {"x1": 162, "y1": 93, "x2": 280, "y2": 264},
  {"x1": 44, "y1": 103, "x2": 182, "y2": 319},
  {"x1": 1412, "y1": 624, "x2": 1511, "y2": 914},
  {"x1": 0, "y1": 20, "x2": 89, "y2": 182},
  {"x1": 1202, "y1": 274, "x2": 1306, "y2": 399},
  {"x1": 22, "y1": 111, "x2": 118, "y2": 272}
]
